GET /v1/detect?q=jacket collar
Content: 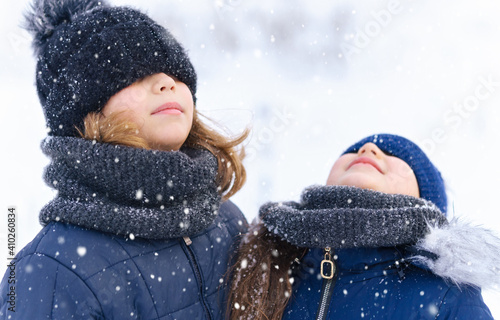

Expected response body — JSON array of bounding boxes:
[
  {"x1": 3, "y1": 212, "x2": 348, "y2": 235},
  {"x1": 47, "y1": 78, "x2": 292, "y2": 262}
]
[{"x1": 304, "y1": 247, "x2": 403, "y2": 272}]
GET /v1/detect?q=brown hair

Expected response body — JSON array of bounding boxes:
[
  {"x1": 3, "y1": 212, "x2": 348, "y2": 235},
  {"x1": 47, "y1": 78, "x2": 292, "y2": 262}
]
[
  {"x1": 227, "y1": 221, "x2": 307, "y2": 320},
  {"x1": 76, "y1": 110, "x2": 248, "y2": 200}
]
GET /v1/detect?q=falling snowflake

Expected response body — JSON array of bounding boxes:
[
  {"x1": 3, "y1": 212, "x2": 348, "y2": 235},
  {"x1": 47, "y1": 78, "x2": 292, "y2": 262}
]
[
  {"x1": 428, "y1": 304, "x2": 439, "y2": 316},
  {"x1": 135, "y1": 189, "x2": 143, "y2": 200},
  {"x1": 77, "y1": 246, "x2": 87, "y2": 257},
  {"x1": 241, "y1": 259, "x2": 248, "y2": 269},
  {"x1": 25, "y1": 264, "x2": 33, "y2": 273}
]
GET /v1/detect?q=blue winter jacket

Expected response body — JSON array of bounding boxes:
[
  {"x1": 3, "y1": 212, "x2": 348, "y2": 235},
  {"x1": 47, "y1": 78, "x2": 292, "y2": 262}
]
[
  {"x1": 0, "y1": 201, "x2": 247, "y2": 319},
  {"x1": 283, "y1": 247, "x2": 493, "y2": 320}
]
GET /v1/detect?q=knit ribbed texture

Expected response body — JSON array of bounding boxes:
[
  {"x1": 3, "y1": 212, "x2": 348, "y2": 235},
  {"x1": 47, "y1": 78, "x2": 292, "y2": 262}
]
[
  {"x1": 261, "y1": 185, "x2": 447, "y2": 249},
  {"x1": 39, "y1": 136, "x2": 221, "y2": 239},
  {"x1": 23, "y1": 0, "x2": 197, "y2": 137},
  {"x1": 343, "y1": 133, "x2": 447, "y2": 214}
]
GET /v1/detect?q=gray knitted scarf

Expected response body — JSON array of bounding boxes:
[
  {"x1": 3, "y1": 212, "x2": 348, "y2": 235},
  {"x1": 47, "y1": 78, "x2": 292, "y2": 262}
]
[
  {"x1": 39, "y1": 136, "x2": 221, "y2": 239},
  {"x1": 260, "y1": 185, "x2": 447, "y2": 248}
]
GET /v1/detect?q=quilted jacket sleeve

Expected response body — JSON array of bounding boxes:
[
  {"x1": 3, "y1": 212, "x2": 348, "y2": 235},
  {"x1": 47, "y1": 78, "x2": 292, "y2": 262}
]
[
  {"x1": 436, "y1": 286, "x2": 493, "y2": 320},
  {"x1": 0, "y1": 253, "x2": 103, "y2": 319}
]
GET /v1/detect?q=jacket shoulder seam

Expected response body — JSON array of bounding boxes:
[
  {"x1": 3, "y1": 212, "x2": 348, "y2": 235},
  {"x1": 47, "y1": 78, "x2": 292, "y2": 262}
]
[{"x1": 19, "y1": 252, "x2": 104, "y2": 316}]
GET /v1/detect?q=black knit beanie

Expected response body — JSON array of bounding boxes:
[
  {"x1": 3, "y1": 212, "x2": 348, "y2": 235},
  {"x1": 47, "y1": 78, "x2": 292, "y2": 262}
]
[
  {"x1": 343, "y1": 133, "x2": 448, "y2": 214},
  {"x1": 23, "y1": 0, "x2": 197, "y2": 137}
]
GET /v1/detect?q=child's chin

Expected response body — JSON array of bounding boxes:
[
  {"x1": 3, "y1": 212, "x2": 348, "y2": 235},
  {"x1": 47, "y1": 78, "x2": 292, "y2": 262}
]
[{"x1": 335, "y1": 172, "x2": 382, "y2": 190}]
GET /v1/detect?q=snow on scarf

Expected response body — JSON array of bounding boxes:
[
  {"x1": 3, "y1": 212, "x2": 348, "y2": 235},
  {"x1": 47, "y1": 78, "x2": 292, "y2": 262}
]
[
  {"x1": 260, "y1": 185, "x2": 500, "y2": 289},
  {"x1": 39, "y1": 136, "x2": 221, "y2": 239},
  {"x1": 260, "y1": 185, "x2": 446, "y2": 248}
]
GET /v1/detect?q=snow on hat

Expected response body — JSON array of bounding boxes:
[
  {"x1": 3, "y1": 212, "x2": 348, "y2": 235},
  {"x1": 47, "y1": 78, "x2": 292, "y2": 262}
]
[
  {"x1": 23, "y1": 0, "x2": 197, "y2": 137},
  {"x1": 343, "y1": 133, "x2": 448, "y2": 214}
]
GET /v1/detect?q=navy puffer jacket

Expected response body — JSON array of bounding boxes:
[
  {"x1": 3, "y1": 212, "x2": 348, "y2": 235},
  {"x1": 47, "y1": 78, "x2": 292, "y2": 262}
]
[
  {"x1": 0, "y1": 201, "x2": 246, "y2": 319},
  {"x1": 283, "y1": 246, "x2": 493, "y2": 320}
]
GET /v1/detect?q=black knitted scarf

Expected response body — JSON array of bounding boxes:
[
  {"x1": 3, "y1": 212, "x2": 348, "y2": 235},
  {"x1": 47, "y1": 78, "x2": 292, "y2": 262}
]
[
  {"x1": 260, "y1": 185, "x2": 447, "y2": 248},
  {"x1": 39, "y1": 136, "x2": 221, "y2": 239}
]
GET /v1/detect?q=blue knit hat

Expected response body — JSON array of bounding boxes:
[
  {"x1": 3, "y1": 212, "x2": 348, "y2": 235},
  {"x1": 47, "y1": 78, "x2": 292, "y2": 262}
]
[
  {"x1": 24, "y1": 0, "x2": 197, "y2": 137},
  {"x1": 343, "y1": 133, "x2": 447, "y2": 214}
]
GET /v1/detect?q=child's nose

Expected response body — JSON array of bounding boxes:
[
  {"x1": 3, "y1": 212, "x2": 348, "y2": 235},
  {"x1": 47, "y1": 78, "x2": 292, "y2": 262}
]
[
  {"x1": 358, "y1": 142, "x2": 382, "y2": 158},
  {"x1": 151, "y1": 73, "x2": 176, "y2": 94}
]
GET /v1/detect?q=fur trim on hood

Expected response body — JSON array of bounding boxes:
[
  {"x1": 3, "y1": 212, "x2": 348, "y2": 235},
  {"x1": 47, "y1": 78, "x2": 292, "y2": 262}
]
[{"x1": 411, "y1": 218, "x2": 500, "y2": 291}]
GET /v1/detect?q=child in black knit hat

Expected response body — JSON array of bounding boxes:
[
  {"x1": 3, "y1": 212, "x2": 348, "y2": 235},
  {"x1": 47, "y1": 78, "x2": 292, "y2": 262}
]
[
  {"x1": 0, "y1": 0, "x2": 248, "y2": 318},
  {"x1": 228, "y1": 133, "x2": 499, "y2": 320}
]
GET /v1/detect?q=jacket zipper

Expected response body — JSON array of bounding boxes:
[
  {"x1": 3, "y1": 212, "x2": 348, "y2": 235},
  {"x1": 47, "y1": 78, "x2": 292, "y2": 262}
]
[
  {"x1": 182, "y1": 236, "x2": 213, "y2": 320},
  {"x1": 316, "y1": 247, "x2": 337, "y2": 320}
]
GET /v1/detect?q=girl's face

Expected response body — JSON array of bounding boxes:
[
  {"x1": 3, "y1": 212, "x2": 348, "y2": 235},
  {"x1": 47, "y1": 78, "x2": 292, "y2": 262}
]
[
  {"x1": 326, "y1": 142, "x2": 420, "y2": 197},
  {"x1": 102, "y1": 73, "x2": 194, "y2": 151}
]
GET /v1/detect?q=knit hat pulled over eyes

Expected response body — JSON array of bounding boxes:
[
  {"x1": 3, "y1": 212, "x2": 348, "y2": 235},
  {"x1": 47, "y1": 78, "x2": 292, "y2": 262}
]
[
  {"x1": 24, "y1": 0, "x2": 197, "y2": 137},
  {"x1": 343, "y1": 133, "x2": 447, "y2": 214}
]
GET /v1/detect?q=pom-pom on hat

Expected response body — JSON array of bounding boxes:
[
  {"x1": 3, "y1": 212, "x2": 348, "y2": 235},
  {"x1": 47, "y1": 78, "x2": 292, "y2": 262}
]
[
  {"x1": 343, "y1": 133, "x2": 448, "y2": 214},
  {"x1": 23, "y1": 0, "x2": 197, "y2": 137}
]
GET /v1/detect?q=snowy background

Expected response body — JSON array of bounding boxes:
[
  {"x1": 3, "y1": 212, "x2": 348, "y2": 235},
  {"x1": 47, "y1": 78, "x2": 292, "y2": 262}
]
[{"x1": 1, "y1": 0, "x2": 500, "y2": 316}]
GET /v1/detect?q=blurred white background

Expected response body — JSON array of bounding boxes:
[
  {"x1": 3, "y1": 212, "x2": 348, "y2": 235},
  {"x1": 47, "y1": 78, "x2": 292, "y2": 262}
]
[{"x1": 1, "y1": 0, "x2": 499, "y2": 316}]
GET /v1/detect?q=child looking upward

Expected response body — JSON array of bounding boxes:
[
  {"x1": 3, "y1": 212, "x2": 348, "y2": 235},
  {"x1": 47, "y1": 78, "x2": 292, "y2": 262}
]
[
  {"x1": 0, "y1": 0, "x2": 248, "y2": 318},
  {"x1": 229, "y1": 133, "x2": 499, "y2": 320}
]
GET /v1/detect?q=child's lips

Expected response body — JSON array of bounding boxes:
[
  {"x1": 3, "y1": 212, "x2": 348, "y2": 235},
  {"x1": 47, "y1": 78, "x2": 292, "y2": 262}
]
[
  {"x1": 151, "y1": 102, "x2": 183, "y2": 115},
  {"x1": 347, "y1": 157, "x2": 383, "y2": 173}
]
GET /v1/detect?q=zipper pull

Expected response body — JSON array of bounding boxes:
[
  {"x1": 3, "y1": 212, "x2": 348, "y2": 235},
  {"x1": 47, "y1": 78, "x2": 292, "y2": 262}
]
[
  {"x1": 183, "y1": 236, "x2": 192, "y2": 246},
  {"x1": 320, "y1": 247, "x2": 336, "y2": 279}
]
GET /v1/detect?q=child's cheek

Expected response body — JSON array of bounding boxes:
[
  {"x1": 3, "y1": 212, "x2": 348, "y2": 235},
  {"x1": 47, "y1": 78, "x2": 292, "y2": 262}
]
[
  {"x1": 124, "y1": 86, "x2": 148, "y2": 107},
  {"x1": 390, "y1": 158, "x2": 415, "y2": 180},
  {"x1": 387, "y1": 157, "x2": 419, "y2": 197}
]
